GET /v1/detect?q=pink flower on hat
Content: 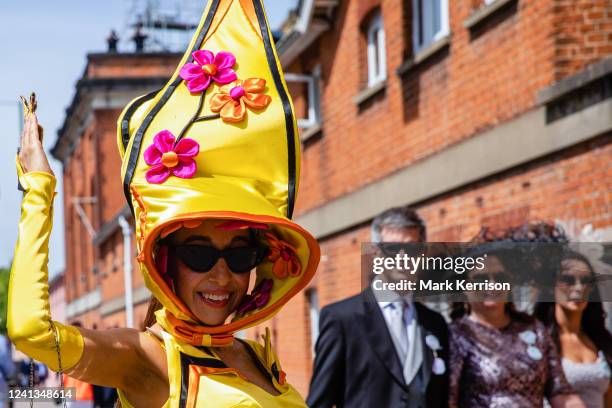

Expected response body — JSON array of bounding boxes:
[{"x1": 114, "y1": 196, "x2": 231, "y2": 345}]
[
  {"x1": 179, "y1": 50, "x2": 237, "y2": 93},
  {"x1": 144, "y1": 130, "x2": 200, "y2": 184}
]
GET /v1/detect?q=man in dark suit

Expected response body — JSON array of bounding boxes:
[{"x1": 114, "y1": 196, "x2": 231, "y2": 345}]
[{"x1": 307, "y1": 207, "x2": 449, "y2": 408}]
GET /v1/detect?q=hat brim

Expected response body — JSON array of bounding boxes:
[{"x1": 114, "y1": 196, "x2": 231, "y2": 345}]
[{"x1": 134, "y1": 179, "x2": 319, "y2": 333}]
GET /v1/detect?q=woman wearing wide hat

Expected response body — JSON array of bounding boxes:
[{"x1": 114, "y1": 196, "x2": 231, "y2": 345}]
[{"x1": 8, "y1": 0, "x2": 320, "y2": 406}]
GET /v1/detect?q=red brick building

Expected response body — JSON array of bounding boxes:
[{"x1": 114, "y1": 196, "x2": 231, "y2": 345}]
[
  {"x1": 52, "y1": 0, "x2": 611, "y2": 397},
  {"x1": 52, "y1": 53, "x2": 180, "y2": 329}
]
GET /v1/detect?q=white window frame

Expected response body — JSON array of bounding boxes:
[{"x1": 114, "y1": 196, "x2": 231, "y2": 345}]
[
  {"x1": 285, "y1": 67, "x2": 321, "y2": 130},
  {"x1": 413, "y1": 0, "x2": 449, "y2": 54},
  {"x1": 307, "y1": 289, "x2": 320, "y2": 357},
  {"x1": 366, "y1": 11, "x2": 387, "y2": 87}
]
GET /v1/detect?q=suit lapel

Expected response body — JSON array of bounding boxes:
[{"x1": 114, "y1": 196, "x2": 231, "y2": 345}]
[
  {"x1": 415, "y1": 303, "x2": 433, "y2": 387},
  {"x1": 358, "y1": 288, "x2": 407, "y2": 389}
]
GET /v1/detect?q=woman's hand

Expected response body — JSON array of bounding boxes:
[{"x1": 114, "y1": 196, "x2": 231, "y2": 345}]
[{"x1": 18, "y1": 114, "x2": 53, "y2": 176}]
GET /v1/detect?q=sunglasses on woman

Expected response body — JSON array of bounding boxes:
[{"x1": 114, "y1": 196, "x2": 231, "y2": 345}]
[
  {"x1": 173, "y1": 244, "x2": 269, "y2": 274},
  {"x1": 556, "y1": 275, "x2": 594, "y2": 287}
]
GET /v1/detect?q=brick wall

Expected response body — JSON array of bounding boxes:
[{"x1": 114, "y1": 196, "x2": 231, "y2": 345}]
[
  {"x1": 95, "y1": 109, "x2": 125, "y2": 225},
  {"x1": 271, "y1": 0, "x2": 612, "y2": 397},
  {"x1": 553, "y1": 0, "x2": 612, "y2": 79},
  {"x1": 61, "y1": 53, "x2": 178, "y2": 329},
  {"x1": 86, "y1": 54, "x2": 179, "y2": 79},
  {"x1": 292, "y1": 0, "x2": 611, "y2": 216},
  {"x1": 63, "y1": 121, "x2": 98, "y2": 302}
]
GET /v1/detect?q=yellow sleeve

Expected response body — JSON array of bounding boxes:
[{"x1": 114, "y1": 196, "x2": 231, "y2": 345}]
[{"x1": 7, "y1": 158, "x2": 84, "y2": 372}]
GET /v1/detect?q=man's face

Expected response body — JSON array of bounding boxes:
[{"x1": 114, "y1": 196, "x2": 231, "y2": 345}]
[{"x1": 378, "y1": 226, "x2": 423, "y2": 285}]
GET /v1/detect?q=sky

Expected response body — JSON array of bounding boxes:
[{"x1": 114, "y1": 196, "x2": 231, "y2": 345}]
[{"x1": 0, "y1": 0, "x2": 296, "y2": 276}]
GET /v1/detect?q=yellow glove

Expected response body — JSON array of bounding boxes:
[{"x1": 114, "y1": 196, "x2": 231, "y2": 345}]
[{"x1": 7, "y1": 161, "x2": 84, "y2": 372}]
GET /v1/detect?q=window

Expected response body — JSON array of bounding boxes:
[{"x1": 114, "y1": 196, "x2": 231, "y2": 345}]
[
  {"x1": 366, "y1": 11, "x2": 387, "y2": 86},
  {"x1": 413, "y1": 0, "x2": 449, "y2": 53},
  {"x1": 484, "y1": 0, "x2": 497, "y2": 4},
  {"x1": 307, "y1": 289, "x2": 320, "y2": 356},
  {"x1": 285, "y1": 67, "x2": 321, "y2": 130}
]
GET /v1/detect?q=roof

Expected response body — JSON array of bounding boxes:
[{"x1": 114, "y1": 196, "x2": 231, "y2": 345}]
[
  {"x1": 276, "y1": 0, "x2": 339, "y2": 67},
  {"x1": 51, "y1": 52, "x2": 181, "y2": 163}
]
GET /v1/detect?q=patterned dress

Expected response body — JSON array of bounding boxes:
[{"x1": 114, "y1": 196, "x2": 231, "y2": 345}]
[{"x1": 449, "y1": 315, "x2": 573, "y2": 407}]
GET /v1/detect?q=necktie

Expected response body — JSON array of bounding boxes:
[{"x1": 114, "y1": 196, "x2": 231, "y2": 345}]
[
  {"x1": 388, "y1": 302, "x2": 423, "y2": 384},
  {"x1": 388, "y1": 302, "x2": 409, "y2": 363},
  {"x1": 404, "y1": 305, "x2": 423, "y2": 385}
]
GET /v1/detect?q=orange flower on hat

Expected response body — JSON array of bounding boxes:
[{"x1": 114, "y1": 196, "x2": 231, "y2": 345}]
[
  {"x1": 210, "y1": 78, "x2": 272, "y2": 123},
  {"x1": 265, "y1": 232, "x2": 301, "y2": 279}
]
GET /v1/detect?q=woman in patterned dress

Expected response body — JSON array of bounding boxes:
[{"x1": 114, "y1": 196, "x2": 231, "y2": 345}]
[{"x1": 449, "y1": 250, "x2": 585, "y2": 408}]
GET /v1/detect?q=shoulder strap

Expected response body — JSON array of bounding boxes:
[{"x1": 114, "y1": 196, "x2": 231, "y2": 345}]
[
  {"x1": 239, "y1": 329, "x2": 286, "y2": 385},
  {"x1": 237, "y1": 338, "x2": 270, "y2": 377}
]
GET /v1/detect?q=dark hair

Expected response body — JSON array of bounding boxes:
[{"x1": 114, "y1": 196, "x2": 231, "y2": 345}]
[
  {"x1": 141, "y1": 297, "x2": 164, "y2": 331},
  {"x1": 473, "y1": 222, "x2": 568, "y2": 244},
  {"x1": 371, "y1": 206, "x2": 426, "y2": 242},
  {"x1": 534, "y1": 250, "x2": 612, "y2": 368}
]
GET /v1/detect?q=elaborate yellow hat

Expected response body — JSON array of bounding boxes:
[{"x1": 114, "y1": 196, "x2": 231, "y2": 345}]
[{"x1": 117, "y1": 0, "x2": 320, "y2": 346}]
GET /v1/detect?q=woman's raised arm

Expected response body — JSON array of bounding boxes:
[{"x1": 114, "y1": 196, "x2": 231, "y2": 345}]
[{"x1": 7, "y1": 113, "x2": 165, "y2": 391}]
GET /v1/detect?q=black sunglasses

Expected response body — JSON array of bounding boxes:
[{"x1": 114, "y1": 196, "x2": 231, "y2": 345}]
[
  {"x1": 556, "y1": 275, "x2": 594, "y2": 287},
  {"x1": 378, "y1": 243, "x2": 424, "y2": 257},
  {"x1": 173, "y1": 245, "x2": 268, "y2": 274}
]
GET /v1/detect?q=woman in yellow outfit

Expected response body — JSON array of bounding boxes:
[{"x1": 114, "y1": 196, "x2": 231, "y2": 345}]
[{"x1": 8, "y1": 1, "x2": 320, "y2": 407}]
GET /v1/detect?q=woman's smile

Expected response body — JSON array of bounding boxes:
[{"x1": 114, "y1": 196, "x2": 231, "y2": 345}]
[{"x1": 197, "y1": 289, "x2": 232, "y2": 309}]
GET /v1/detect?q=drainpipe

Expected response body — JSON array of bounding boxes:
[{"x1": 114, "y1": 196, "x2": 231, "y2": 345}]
[{"x1": 118, "y1": 216, "x2": 134, "y2": 328}]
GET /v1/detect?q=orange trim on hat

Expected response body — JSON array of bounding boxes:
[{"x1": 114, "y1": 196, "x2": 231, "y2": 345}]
[{"x1": 142, "y1": 211, "x2": 320, "y2": 339}]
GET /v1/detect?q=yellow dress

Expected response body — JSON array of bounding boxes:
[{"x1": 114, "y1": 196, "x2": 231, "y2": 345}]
[
  {"x1": 8, "y1": 170, "x2": 308, "y2": 408},
  {"x1": 117, "y1": 330, "x2": 306, "y2": 408}
]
